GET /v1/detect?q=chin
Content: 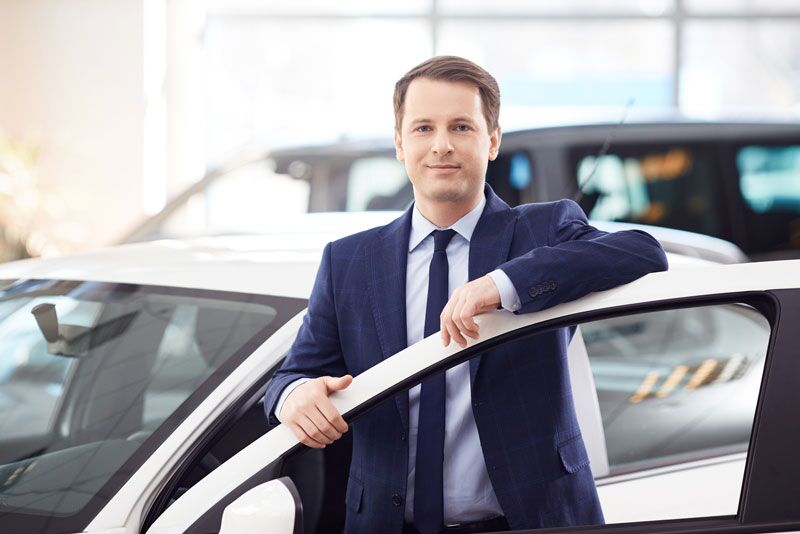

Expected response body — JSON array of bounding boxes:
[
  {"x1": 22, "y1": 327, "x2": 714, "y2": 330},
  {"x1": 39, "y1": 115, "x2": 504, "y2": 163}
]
[{"x1": 427, "y1": 184, "x2": 469, "y2": 203}]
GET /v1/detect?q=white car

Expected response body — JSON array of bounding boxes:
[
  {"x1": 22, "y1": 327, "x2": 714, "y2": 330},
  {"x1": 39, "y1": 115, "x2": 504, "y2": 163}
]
[{"x1": 0, "y1": 213, "x2": 797, "y2": 534}]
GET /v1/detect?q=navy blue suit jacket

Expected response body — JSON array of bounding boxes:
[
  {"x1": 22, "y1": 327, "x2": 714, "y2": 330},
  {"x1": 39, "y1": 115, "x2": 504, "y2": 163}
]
[{"x1": 264, "y1": 185, "x2": 668, "y2": 532}]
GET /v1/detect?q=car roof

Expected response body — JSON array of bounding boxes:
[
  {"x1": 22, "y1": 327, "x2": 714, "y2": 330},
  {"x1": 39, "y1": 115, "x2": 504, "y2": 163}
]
[
  {"x1": 0, "y1": 212, "x2": 400, "y2": 299},
  {"x1": 266, "y1": 119, "x2": 800, "y2": 159},
  {"x1": 0, "y1": 211, "x2": 718, "y2": 299}
]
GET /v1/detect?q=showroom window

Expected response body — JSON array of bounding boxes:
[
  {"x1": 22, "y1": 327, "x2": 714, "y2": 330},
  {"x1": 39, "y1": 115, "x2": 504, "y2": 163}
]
[{"x1": 200, "y1": 0, "x2": 800, "y2": 160}]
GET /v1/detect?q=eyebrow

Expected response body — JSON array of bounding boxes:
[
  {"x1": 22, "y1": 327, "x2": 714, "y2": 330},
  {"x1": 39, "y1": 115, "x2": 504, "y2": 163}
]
[
  {"x1": 450, "y1": 116, "x2": 477, "y2": 125},
  {"x1": 408, "y1": 116, "x2": 478, "y2": 127}
]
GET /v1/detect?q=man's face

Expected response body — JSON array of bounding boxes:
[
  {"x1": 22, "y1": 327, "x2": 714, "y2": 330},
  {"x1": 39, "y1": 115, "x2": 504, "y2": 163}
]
[{"x1": 394, "y1": 78, "x2": 501, "y2": 207}]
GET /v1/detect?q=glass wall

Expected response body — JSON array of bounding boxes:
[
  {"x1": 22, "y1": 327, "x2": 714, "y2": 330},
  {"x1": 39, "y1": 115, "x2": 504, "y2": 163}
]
[{"x1": 203, "y1": 0, "x2": 800, "y2": 159}]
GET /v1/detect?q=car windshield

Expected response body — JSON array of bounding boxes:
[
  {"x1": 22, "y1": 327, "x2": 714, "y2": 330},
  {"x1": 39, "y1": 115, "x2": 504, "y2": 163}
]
[{"x1": 0, "y1": 279, "x2": 305, "y2": 533}]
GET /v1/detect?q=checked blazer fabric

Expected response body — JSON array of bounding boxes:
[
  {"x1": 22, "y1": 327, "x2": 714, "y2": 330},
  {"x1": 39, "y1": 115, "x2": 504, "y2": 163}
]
[{"x1": 263, "y1": 184, "x2": 668, "y2": 533}]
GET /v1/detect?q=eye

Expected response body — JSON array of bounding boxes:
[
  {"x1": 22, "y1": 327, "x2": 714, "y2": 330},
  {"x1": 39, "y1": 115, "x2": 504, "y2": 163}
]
[
  {"x1": 453, "y1": 124, "x2": 472, "y2": 132},
  {"x1": 415, "y1": 125, "x2": 431, "y2": 132}
]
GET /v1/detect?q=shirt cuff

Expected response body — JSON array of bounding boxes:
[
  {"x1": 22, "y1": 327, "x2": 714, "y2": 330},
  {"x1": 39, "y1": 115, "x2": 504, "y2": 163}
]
[
  {"x1": 274, "y1": 377, "x2": 312, "y2": 421},
  {"x1": 488, "y1": 269, "x2": 521, "y2": 312}
]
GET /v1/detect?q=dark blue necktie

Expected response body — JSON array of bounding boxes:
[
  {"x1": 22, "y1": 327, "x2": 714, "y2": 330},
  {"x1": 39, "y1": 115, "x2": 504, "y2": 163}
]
[{"x1": 414, "y1": 228, "x2": 456, "y2": 534}]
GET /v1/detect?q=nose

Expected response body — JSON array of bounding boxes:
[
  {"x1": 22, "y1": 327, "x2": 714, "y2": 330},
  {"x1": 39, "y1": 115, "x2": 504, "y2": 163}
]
[{"x1": 431, "y1": 130, "x2": 454, "y2": 155}]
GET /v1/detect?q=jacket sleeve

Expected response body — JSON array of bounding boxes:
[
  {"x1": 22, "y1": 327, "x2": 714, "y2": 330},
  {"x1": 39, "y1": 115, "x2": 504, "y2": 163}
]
[
  {"x1": 263, "y1": 242, "x2": 348, "y2": 425},
  {"x1": 498, "y1": 199, "x2": 668, "y2": 315}
]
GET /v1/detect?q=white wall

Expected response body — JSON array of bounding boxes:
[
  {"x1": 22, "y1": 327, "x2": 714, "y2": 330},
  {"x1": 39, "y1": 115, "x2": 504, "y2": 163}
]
[{"x1": 0, "y1": 0, "x2": 145, "y2": 253}]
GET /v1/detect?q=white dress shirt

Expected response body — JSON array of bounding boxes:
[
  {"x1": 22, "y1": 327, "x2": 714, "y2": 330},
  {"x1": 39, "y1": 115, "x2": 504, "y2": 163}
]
[{"x1": 276, "y1": 192, "x2": 522, "y2": 523}]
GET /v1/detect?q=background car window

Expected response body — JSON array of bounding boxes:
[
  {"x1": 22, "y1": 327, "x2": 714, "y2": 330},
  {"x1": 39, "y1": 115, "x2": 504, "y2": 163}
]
[
  {"x1": 0, "y1": 279, "x2": 304, "y2": 533},
  {"x1": 346, "y1": 156, "x2": 410, "y2": 211},
  {"x1": 484, "y1": 150, "x2": 531, "y2": 207},
  {"x1": 736, "y1": 145, "x2": 800, "y2": 257},
  {"x1": 574, "y1": 145, "x2": 723, "y2": 238},
  {"x1": 155, "y1": 159, "x2": 310, "y2": 240}
]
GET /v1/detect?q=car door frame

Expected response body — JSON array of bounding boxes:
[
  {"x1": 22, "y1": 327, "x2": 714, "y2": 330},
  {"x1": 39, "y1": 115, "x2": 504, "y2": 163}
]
[{"x1": 145, "y1": 262, "x2": 800, "y2": 533}]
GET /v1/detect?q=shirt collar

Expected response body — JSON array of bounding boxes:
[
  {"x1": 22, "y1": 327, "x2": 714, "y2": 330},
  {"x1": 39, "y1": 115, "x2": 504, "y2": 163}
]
[{"x1": 408, "y1": 192, "x2": 487, "y2": 252}]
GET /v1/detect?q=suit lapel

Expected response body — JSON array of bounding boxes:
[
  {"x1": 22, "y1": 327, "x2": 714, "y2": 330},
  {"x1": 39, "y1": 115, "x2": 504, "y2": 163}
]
[
  {"x1": 368, "y1": 206, "x2": 413, "y2": 431},
  {"x1": 469, "y1": 185, "x2": 517, "y2": 383}
]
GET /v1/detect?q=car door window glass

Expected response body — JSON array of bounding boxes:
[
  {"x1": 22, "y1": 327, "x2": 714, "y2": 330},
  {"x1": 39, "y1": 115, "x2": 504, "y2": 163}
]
[
  {"x1": 584, "y1": 304, "x2": 769, "y2": 471},
  {"x1": 582, "y1": 302, "x2": 770, "y2": 524}
]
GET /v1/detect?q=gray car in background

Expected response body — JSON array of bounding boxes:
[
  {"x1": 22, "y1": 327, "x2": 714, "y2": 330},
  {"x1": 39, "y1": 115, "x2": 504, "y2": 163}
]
[{"x1": 123, "y1": 120, "x2": 800, "y2": 261}]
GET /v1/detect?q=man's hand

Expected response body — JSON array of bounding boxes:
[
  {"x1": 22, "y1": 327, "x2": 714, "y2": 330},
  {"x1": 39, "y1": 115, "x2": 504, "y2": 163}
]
[
  {"x1": 278, "y1": 375, "x2": 352, "y2": 448},
  {"x1": 440, "y1": 275, "x2": 501, "y2": 348}
]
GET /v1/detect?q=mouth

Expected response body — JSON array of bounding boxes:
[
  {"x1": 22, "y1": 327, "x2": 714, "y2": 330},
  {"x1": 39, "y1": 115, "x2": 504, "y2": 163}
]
[
  {"x1": 426, "y1": 163, "x2": 460, "y2": 169},
  {"x1": 426, "y1": 163, "x2": 461, "y2": 174}
]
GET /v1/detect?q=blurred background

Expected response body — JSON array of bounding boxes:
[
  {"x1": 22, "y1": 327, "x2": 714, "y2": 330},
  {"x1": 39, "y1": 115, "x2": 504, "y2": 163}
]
[{"x1": 1, "y1": 0, "x2": 799, "y2": 260}]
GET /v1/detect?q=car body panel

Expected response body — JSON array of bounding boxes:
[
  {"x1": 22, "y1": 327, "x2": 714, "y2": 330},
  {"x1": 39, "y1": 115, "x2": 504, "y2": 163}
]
[{"x1": 596, "y1": 454, "x2": 746, "y2": 523}]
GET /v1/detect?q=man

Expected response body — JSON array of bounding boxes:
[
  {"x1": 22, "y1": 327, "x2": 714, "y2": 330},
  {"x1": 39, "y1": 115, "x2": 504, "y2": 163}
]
[{"x1": 264, "y1": 56, "x2": 668, "y2": 533}]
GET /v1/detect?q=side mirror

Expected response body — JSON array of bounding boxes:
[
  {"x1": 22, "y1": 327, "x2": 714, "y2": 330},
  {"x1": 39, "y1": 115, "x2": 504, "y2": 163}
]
[{"x1": 219, "y1": 477, "x2": 303, "y2": 534}]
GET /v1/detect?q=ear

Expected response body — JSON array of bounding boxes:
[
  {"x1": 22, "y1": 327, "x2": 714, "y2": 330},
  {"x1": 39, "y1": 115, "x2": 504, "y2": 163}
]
[
  {"x1": 488, "y1": 125, "x2": 502, "y2": 161},
  {"x1": 394, "y1": 128, "x2": 405, "y2": 161}
]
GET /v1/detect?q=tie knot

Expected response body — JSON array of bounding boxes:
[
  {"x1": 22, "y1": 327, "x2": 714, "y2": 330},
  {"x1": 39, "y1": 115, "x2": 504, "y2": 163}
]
[{"x1": 432, "y1": 229, "x2": 457, "y2": 252}]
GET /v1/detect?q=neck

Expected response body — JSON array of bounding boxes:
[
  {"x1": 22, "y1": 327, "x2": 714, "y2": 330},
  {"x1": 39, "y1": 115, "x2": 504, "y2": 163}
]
[{"x1": 415, "y1": 191, "x2": 482, "y2": 228}]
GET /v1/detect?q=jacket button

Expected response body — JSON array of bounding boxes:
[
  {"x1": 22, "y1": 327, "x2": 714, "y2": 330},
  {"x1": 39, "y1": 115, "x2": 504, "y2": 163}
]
[{"x1": 392, "y1": 494, "x2": 403, "y2": 507}]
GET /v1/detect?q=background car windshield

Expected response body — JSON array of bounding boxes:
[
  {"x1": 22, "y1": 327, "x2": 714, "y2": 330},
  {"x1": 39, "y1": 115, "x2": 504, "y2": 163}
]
[{"x1": 0, "y1": 279, "x2": 304, "y2": 533}]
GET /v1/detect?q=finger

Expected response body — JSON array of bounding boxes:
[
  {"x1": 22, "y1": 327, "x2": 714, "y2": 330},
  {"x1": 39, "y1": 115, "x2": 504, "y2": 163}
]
[
  {"x1": 309, "y1": 406, "x2": 343, "y2": 442},
  {"x1": 306, "y1": 411, "x2": 339, "y2": 443},
  {"x1": 317, "y1": 396, "x2": 349, "y2": 433},
  {"x1": 441, "y1": 308, "x2": 459, "y2": 347},
  {"x1": 443, "y1": 294, "x2": 466, "y2": 347},
  {"x1": 324, "y1": 374, "x2": 352, "y2": 393},
  {"x1": 441, "y1": 325, "x2": 451, "y2": 346},
  {"x1": 299, "y1": 414, "x2": 333, "y2": 446},
  {"x1": 440, "y1": 298, "x2": 454, "y2": 346},
  {"x1": 450, "y1": 294, "x2": 473, "y2": 340},
  {"x1": 459, "y1": 299, "x2": 480, "y2": 338},
  {"x1": 291, "y1": 421, "x2": 325, "y2": 449},
  {"x1": 447, "y1": 313, "x2": 468, "y2": 348},
  {"x1": 452, "y1": 294, "x2": 479, "y2": 341}
]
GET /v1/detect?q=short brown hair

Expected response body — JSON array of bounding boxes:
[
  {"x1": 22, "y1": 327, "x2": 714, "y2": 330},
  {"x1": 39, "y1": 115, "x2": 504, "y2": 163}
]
[{"x1": 393, "y1": 55, "x2": 500, "y2": 133}]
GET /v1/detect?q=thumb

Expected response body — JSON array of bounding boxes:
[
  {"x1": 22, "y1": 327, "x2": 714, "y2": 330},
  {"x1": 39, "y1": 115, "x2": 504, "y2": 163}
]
[{"x1": 323, "y1": 374, "x2": 353, "y2": 393}]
